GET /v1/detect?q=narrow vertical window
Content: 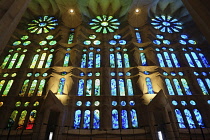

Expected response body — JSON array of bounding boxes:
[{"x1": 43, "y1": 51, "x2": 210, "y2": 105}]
[
  {"x1": 117, "y1": 52, "x2": 122, "y2": 68},
  {"x1": 86, "y1": 79, "x2": 92, "y2": 96},
  {"x1": 135, "y1": 28, "x2": 142, "y2": 43},
  {"x1": 63, "y1": 53, "x2": 70, "y2": 67},
  {"x1": 124, "y1": 53, "x2": 130, "y2": 68},
  {"x1": 112, "y1": 109, "x2": 119, "y2": 129},
  {"x1": 191, "y1": 52, "x2": 202, "y2": 67},
  {"x1": 121, "y1": 110, "x2": 128, "y2": 129},
  {"x1": 81, "y1": 54, "x2": 87, "y2": 68},
  {"x1": 127, "y1": 79, "x2": 134, "y2": 96},
  {"x1": 193, "y1": 109, "x2": 205, "y2": 127},
  {"x1": 164, "y1": 52, "x2": 173, "y2": 67},
  {"x1": 28, "y1": 80, "x2": 37, "y2": 97},
  {"x1": 140, "y1": 53, "x2": 147, "y2": 66},
  {"x1": 95, "y1": 79, "x2": 100, "y2": 96},
  {"x1": 171, "y1": 53, "x2": 180, "y2": 67},
  {"x1": 199, "y1": 53, "x2": 210, "y2": 67},
  {"x1": 185, "y1": 53, "x2": 195, "y2": 67},
  {"x1": 174, "y1": 109, "x2": 186, "y2": 128},
  {"x1": 83, "y1": 110, "x2": 91, "y2": 129},
  {"x1": 0, "y1": 80, "x2": 5, "y2": 92},
  {"x1": 37, "y1": 53, "x2": 46, "y2": 68},
  {"x1": 78, "y1": 79, "x2": 84, "y2": 96},
  {"x1": 119, "y1": 79, "x2": 125, "y2": 96},
  {"x1": 157, "y1": 53, "x2": 165, "y2": 67},
  {"x1": 165, "y1": 79, "x2": 175, "y2": 95},
  {"x1": 1, "y1": 54, "x2": 11, "y2": 68},
  {"x1": 30, "y1": 54, "x2": 39, "y2": 68},
  {"x1": 20, "y1": 80, "x2": 29, "y2": 96},
  {"x1": 57, "y1": 78, "x2": 65, "y2": 95},
  {"x1": 2, "y1": 80, "x2": 14, "y2": 96},
  {"x1": 197, "y1": 78, "x2": 209, "y2": 95},
  {"x1": 111, "y1": 79, "x2": 117, "y2": 96},
  {"x1": 8, "y1": 53, "x2": 18, "y2": 69},
  {"x1": 74, "y1": 110, "x2": 81, "y2": 129},
  {"x1": 88, "y1": 52, "x2": 94, "y2": 68},
  {"x1": 93, "y1": 110, "x2": 100, "y2": 129},
  {"x1": 184, "y1": 109, "x2": 196, "y2": 128},
  {"x1": 181, "y1": 79, "x2": 192, "y2": 95},
  {"x1": 45, "y1": 54, "x2": 53, "y2": 68},
  {"x1": 26, "y1": 110, "x2": 37, "y2": 129},
  {"x1": 130, "y1": 109, "x2": 138, "y2": 128},
  {"x1": 7, "y1": 110, "x2": 18, "y2": 129},
  {"x1": 68, "y1": 29, "x2": 74, "y2": 44},
  {"x1": 146, "y1": 77, "x2": 154, "y2": 94},
  {"x1": 17, "y1": 110, "x2": 27, "y2": 129},
  {"x1": 15, "y1": 54, "x2": 25, "y2": 68},
  {"x1": 173, "y1": 79, "x2": 183, "y2": 95},
  {"x1": 37, "y1": 79, "x2": 46, "y2": 96},
  {"x1": 110, "y1": 54, "x2": 115, "y2": 68},
  {"x1": 205, "y1": 78, "x2": 210, "y2": 89},
  {"x1": 95, "y1": 53, "x2": 101, "y2": 68}
]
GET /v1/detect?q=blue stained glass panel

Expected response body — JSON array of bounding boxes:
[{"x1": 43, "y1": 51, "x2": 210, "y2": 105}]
[
  {"x1": 95, "y1": 54, "x2": 101, "y2": 68},
  {"x1": 185, "y1": 53, "x2": 195, "y2": 67},
  {"x1": 78, "y1": 79, "x2": 84, "y2": 96},
  {"x1": 146, "y1": 77, "x2": 154, "y2": 94},
  {"x1": 124, "y1": 54, "x2": 130, "y2": 68},
  {"x1": 127, "y1": 79, "x2": 134, "y2": 96},
  {"x1": 181, "y1": 79, "x2": 192, "y2": 95},
  {"x1": 86, "y1": 79, "x2": 92, "y2": 96},
  {"x1": 205, "y1": 78, "x2": 210, "y2": 89},
  {"x1": 95, "y1": 79, "x2": 100, "y2": 96},
  {"x1": 184, "y1": 109, "x2": 196, "y2": 128},
  {"x1": 157, "y1": 53, "x2": 165, "y2": 67},
  {"x1": 93, "y1": 110, "x2": 100, "y2": 129},
  {"x1": 171, "y1": 53, "x2": 180, "y2": 67},
  {"x1": 174, "y1": 109, "x2": 186, "y2": 128},
  {"x1": 164, "y1": 52, "x2": 173, "y2": 67},
  {"x1": 63, "y1": 53, "x2": 70, "y2": 67},
  {"x1": 88, "y1": 52, "x2": 94, "y2": 68},
  {"x1": 130, "y1": 109, "x2": 138, "y2": 128},
  {"x1": 117, "y1": 52, "x2": 122, "y2": 68},
  {"x1": 140, "y1": 53, "x2": 147, "y2": 66},
  {"x1": 83, "y1": 110, "x2": 91, "y2": 129},
  {"x1": 191, "y1": 52, "x2": 202, "y2": 67},
  {"x1": 74, "y1": 110, "x2": 81, "y2": 129},
  {"x1": 45, "y1": 54, "x2": 53, "y2": 68},
  {"x1": 111, "y1": 79, "x2": 117, "y2": 96},
  {"x1": 119, "y1": 79, "x2": 125, "y2": 96},
  {"x1": 193, "y1": 109, "x2": 205, "y2": 128},
  {"x1": 135, "y1": 32, "x2": 142, "y2": 43},
  {"x1": 173, "y1": 79, "x2": 183, "y2": 95},
  {"x1": 121, "y1": 110, "x2": 128, "y2": 129},
  {"x1": 112, "y1": 109, "x2": 119, "y2": 129},
  {"x1": 199, "y1": 53, "x2": 210, "y2": 67},
  {"x1": 81, "y1": 54, "x2": 87, "y2": 68},
  {"x1": 57, "y1": 78, "x2": 65, "y2": 95},
  {"x1": 110, "y1": 54, "x2": 115, "y2": 68},
  {"x1": 165, "y1": 79, "x2": 175, "y2": 95},
  {"x1": 197, "y1": 78, "x2": 209, "y2": 95}
]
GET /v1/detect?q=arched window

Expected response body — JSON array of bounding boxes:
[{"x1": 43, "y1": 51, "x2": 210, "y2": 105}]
[
  {"x1": 130, "y1": 109, "x2": 138, "y2": 128},
  {"x1": 63, "y1": 53, "x2": 70, "y2": 67},
  {"x1": 140, "y1": 53, "x2": 147, "y2": 66},
  {"x1": 146, "y1": 77, "x2": 154, "y2": 94},
  {"x1": 74, "y1": 110, "x2": 81, "y2": 129},
  {"x1": 83, "y1": 110, "x2": 91, "y2": 129},
  {"x1": 112, "y1": 109, "x2": 119, "y2": 129},
  {"x1": 26, "y1": 110, "x2": 37, "y2": 129},
  {"x1": 193, "y1": 109, "x2": 205, "y2": 127},
  {"x1": 57, "y1": 78, "x2": 65, "y2": 95},
  {"x1": 184, "y1": 109, "x2": 196, "y2": 128},
  {"x1": 37, "y1": 79, "x2": 46, "y2": 96},
  {"x1": 68, "y1": 29, "x2": 75, "y2": 44},
  {"x1": 197, "y1": 78, "x2": 209, "y2": 95},
  {"x1": 7, "y1": 110, "x2": 18, "y2": 129},
  {"x1": 111, "y1": 79, "x2": 117, "y2": 96},
  {"x1": 78, "y1": 79, "x2": 84, "y2": 96},
  {"x1": 0, "y1": 80, "x2": 14, "y2": 96},
  {"x1": 17, "y1": 110, "x2": 27, "y2": 129},
  {"x1": 135, "y1": 28, "x2": 142, "y2": 43},
  {"x1": 174, "y1": 109, "x2": 186, "y2": 128},
  {"x1": 28, "y1": 80, "x2": 38, "y2": 97},
  {"x1": 80, "y1": 48, "x2": 101, "y2": 68},
  {"x1": 121, "y1": 110, "x2": 128, "y2": 129},
  {"x1": 165, "y1": 79, "x2": 175, "y2": 95},
  {"x1": 93, "y1": 110, "x2": 100, "y2": 129},
  {"x1": 127, "y1": 79, "x2": 134, "y2": 96}
]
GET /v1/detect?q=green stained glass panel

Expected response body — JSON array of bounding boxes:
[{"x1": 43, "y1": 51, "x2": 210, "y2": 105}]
[
  {"x1": 37, "y1": 79, "x2": 45, "y2": 96},
  {"x1": 45, "y1": 54, "x2": 53, "y2": 68},
  {"x1": 2, "y1": 80, "x2": 13, "y2": 96},
  {"x1": 30, "y1": 54, "x2": 39, "y2": 68},
  {"x1": 0, "y1": 80, "x2": 5, "y2": 92},
  {"x1": 19, "y1": 80, "x2": 29, "y2": 97},
  {"x1": 28, "y1": 80, "x2": 37, "y2": 97},
  {"x1": 8, "y1": 53, "x2": 18, "y2": 69},
  {"x1": 15, "y1": 54, "x2": 25, "y2": 68},
  {"x1": 1, "y1": 54, "x2": 11, "y2": 68}
]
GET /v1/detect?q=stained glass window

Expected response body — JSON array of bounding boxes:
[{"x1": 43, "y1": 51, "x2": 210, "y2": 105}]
[
  {"x1": 135, "y1": 28, "x2": 142, "y2": 43},
  {"x1": 174, "y1": 109, "x2": 186, "y2": 128},
  {"x1": 199, "y1": 53, "x2": 210, "y2": 67},
  {"x1": 17, "y1": 110, "x2": 27, "y2": 129},
  {"x1": 157, "y1": 51, "x2": 180, "y2": 67},
  {"x1": 157, "y1": 53, "x2": 165, "y2": 67},
  {"x1": 81, "y1": 48, "x2": 101, "y2": 68},
  {"x1": 37, "y1": 79, "x2": 46, "y2": 96},
  {"x1": 68, "y1": 29, "x2": 75, "y2": 44},
  {"x1": 1, "y1": 80, "x2": 14, "y2": 96},
  {"x1": 90, "y1": 15, "x2": 120, "y2": 34},
  {"x1": 7, "y1": 110, "x2": 18, "y2": 129},
  {"x1": 94, "y1": 79, "x2": 100, "y2": 96},
  {"x1": 74, "y1": 110, "x2": 81, "y2": 128},
  {"x1": 28, "y1": 80, "x2": 38, "y2": 97},
  {"x1": 112, "y1": 109, "x2": 119, "y2": 129},
  {"x1": 184, "y1": 109, "x2": 196, "y2": 128},
  {"x1": 83, "y1": 110, "x2": 91, "y2": 129},
  {"x1": 111, "y1": 79, "x2": 117, "y2": 96},
  {"x1": 57, "y1": 78, "x2": 65, "y2": 95},
  {"x1": 121, "y1": 110, "x2": 128, "y2": 129},
  {"x1": 63, "y1": 53, "x2": 70, "y2": 67},
  {"x1": 146, "y1": 77, "x2": 154, "y2": 94},
  {"x1": 165, "y1": 79, "x2": 175, "y2": 95},
  {"x1": 197, "y1": 78, "x2": 209, "y2": 95},
  {"x1": 127, "y1": 79, "x2": 134, "y2": 96},
  {"x1": 78, "y1": 79, "x2": 84, "y2": 96},
  {"x1": 140, "y1": 53, "x2": 147, "y2": 66},
  {"x1": 130, "y1": 109, "x2": 138, "y2": 128},
  {"x1": 93, "y1": 110, "x2": 100, "y2": 129},
  {"x1": 119, "y1": 79, "x2": 126, "y2": 96},
  {"x1": 117, "y1": 52, "x2": 123, "y2": 68},
  {"x1": 26, "y1": 110, "x2": 37, "y2": 129},
  {"x1": 181, "y1": 79, "x2": 192, "y2": 95},
  {"x1": 193, "y1": 109, "x2": 205, "y2": 127}
]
